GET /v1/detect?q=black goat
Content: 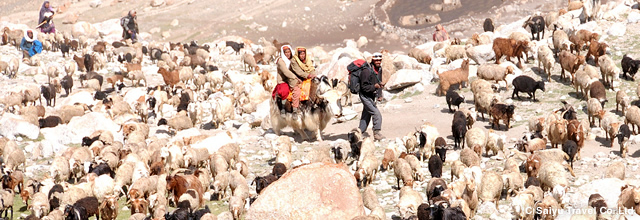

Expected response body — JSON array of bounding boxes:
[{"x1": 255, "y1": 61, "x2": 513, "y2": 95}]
[
  {"x1": 61, "y1": 74, "x2": 73, "y2": 96},
  {"x1": 89, "y1": 162, "x2": 115, "y2": 177},
  {"x1": 512, "y1": 75, "x2": 545, "y2": 101},
  {"x1": 40, "y1": 84, "x2": 57, "y2": 107},
  {"x1": 225, "y1": 41, "x2": 244, "y2": 55},
  {"x1": 252, "y1": 174, "x2": 278, "y2": 194},
  {"x1": 39, "y1": 116, "x2": 62, "y2": 128},
  {"x1": 524, "y1": 16, "x2": 545, "y2": 41},
  {"x1": 622, "y1": 54, "x2": 640, "y2": 81},
  {"x1": 445, "y1": 89, "x2": 464, "y2": 113}
]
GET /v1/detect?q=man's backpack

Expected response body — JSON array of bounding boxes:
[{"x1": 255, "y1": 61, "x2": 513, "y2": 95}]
[
  {"x1": 120, "y1": 17, "x2": 127, "y2": 27},
  {"x1": 347, "y1": 59, "x2": 370, "y2": 94}
]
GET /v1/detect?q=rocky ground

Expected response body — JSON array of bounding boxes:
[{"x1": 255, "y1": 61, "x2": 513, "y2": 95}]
[{"x1": 1, "y1": 0, "x2": 640, "y2": 219}]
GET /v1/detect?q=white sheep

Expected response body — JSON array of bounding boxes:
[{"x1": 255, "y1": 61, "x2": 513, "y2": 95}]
[
  {"x1": 538, "y1": 45, "x2": 555, "y2": 81},
  {"x1": 87, "y1": 173, "x2": 115, "y2": 203},
  {"x1": 396, "y1": 186, "x2": 423, "y2": 219},
  {"x1": 404, "y1": 154, "x2": 424, "y2": 181},
  {"x1": 587, "y1": 98, "x2": 604, "y2": 127},
  {"x1": 418, "y1": 123, "x2": 439, "y2": 161},
  {"x1": 356, "y1": 154, "x2": 379, "y2": 187},
  {"x1": 445, "y1": 45, "x2": 467, "y2": 63},
  {"x1": 30, "y1": 192, "x2": 49, "y2": 218},
  {"x1": 393, "y1": 158, "x2": 413, "y2": 189},
  {"x1": 574, "y1": 69, "x2": 597, "y2": 99},
  {"x1": 485, "y1": 130, "x2": 506, "y2": 156},
  {"x1": 465, "y1": 127, "x2": 486, "y2": 156},
  {"x1": 362, "y1": 187, "x2": 381, "y2": 211},
  {"x1": 552, "y1": 29, "x2": 571, "y2": 55},
  {"x1": 212, "y1": 171, "x2": 230, "y2": 200},
  {"x1": 511, "y1": 191, "x2": 535, "y2": 220},
  {"x1": 211, "y1": 95, "x2": 234, "y2": 128},
  {"x1": 625, "y1": 106, "x2": 640, "y2": 134},
  {"x1": 474, "y1": 90, "x2": 499, "y2": 121},
  {"x1": 50, "y1": 157, "x2": 71, "y2": 183},
  {"x1": 229, "y1": 195, "x2": 246, "y2": 220},
  {"x1": 451, "y1": 160, "x2": 467, "y2": 181},
  {"x1": 599, "y1": 55, "x2": 618, "y2": 89},
  {"x1": 179, "y1": 66, "x2": 194, "y2": 84},
  {"x1": 502, "y1": 171, "x2": 525, "y2": 199},
  {"x1": 617, "y1": 90, "x2": 631, "y2": 115},
  {"x1": 537, "y1": 161, "x2": 569, "y2": 192},
  {"x1": 479, "y1": 171, "x2": 503, "y2": 208},
  {"x1": 477, "y1": 64, "x2": 514, "y2": 89}
]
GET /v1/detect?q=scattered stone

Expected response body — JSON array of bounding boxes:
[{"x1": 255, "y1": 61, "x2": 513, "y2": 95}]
[
  {"x1": 607, "y1": 22, "x2": 626, "y2": 36},
  {"x1": 171, "y1": 19, "x2": 179, "y2": 27},
  {"x1": 89, "y1": 0, "x2": 102, "y2": 8},
  {"x1": 339, "y1": 24, "x2": 347, "y2": 31},
  {"x1": 150, "y1": 0, "x2": 165, "y2": 7}
]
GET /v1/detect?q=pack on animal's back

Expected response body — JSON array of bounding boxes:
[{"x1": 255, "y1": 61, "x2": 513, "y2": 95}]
[{"x1": 347, "y1": 59, "x2": 370, "y2": 94}]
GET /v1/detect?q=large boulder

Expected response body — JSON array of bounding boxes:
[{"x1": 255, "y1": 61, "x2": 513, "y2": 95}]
[
  {"x1": 246, "y1": 163, "x2": 364, "y2": 219},
  {"x1": 567, "y1": 178, "x2": 626, "y2": 209},
  {"x1": 71, "y1": 21, "x2": 100, "y2": 38},
  {"x1": 190, "y1": 131, "x2": 235, "y2": 154},
  {"x1": 93, "y1": 19, "x2": 122, "y2": 38},
  {"x1": 607, "y1": 22, "x2": 626, "y2": 36},
  {"x1": 0, "y1": 114, "x2": 40, "y2": 140},
  {"x1": 323, "y1": 56, "x2": 353, "y2": 82},
  {"x1": 385, "y1": 69, "x2": 422, "y2": 90},
  {"x1": 357, "y1": 36, "x2": 368, "y2": 48},
  {"x1": 66, "y1": 112, "x2": 123, "y2": 144},
  {"x1": 393, "y1": 55, "x2": 420, "y2": 70},
  {"x1": 466, "y1": 44, "x2": 495, "y2": 65}
]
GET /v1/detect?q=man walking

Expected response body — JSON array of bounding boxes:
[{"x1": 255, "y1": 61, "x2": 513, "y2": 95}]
[
  {"x1": 358, "y1": 52, "x2": 385, "y2": 141},
  {"x1": 121, "y1": 10, "x2": 139, "y2": 43}
]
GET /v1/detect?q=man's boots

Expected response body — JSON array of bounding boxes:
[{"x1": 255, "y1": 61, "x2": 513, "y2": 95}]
[{"x1": 373, "y1": 130, "x2": 385, "y2": 141}]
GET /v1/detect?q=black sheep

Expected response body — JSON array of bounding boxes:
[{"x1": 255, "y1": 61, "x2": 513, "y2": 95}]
[
  {"x1": 451, "y1": 114, "x2": 467, "y2": 149},
  {"x1": 524, "y1": 16, "x2": 545, "y2": 41},
  {"x1": 177, "y1": 92, "x2": 191, "y2": 113},
  {"x1": 94, "y1": 91, "x2": 107, "y2": 101},
  {"x1": 61, "y1": 74, "x2": 73, "y2": 96},
  {"x1": 64, "y1": 205, "x2": 86, "y2": 220},
  {"x1": 89, "y1": 162, "x2": 115, "y2": 177},
  {"x1": 205, "y1": 64, "x2": 219, "y2": 72},
  {"x1": 417, "y1": 203, "x2": 436, "y2": 220},
  {"x1": 165, "y1": 207, "x2": 191, "y2": 220},
  {"x1": 70, "y1": 197, "x2": 99, "y2": 219},
  {"x1": 39, "y1": 116, "x2": 62, "y2": 128},
  {"x1": 79, "y1": 72, "x2": 103, "y2": 87},
  {"x1": 512, "y1": 75, "x2": 545, "y2": 101},
  {"x1": 59, "y1": 43, "x2": 70, "y2": 58},
  {"x1": 225, "y1": 41, "x2": 244, "y2": 55},
  {"x1": 142, "y1": 45, "x2": 148, "y2": 55},
  {"x1": 434, "y1": 137, "x2": 447, "y2": 162},
  {"x1": 83, "y1": 54, "x2": 93, "y2": 72},
  {"x1": 622, "y1": 54, "x2": 640, "y2": 81},
  {"x1": 618, "y1": 124, "x2": 632, "y2": 146},
  {"x1": 81, "y1": 135, "x2": 100, "y2": 147},
  {"x1": 483, "y1": 18, "x2": 494, "y2": 32},
  {"x1": 445, "y1": 89, "x2": 464, "y2": 113},
  {"x1": 428, "y1": 155, "x2": 443, "y2": 178},
  {"x1": 347, "y1": 130, "x2": 362, "y2": 161},
  {"x1": 48, "y1": 184, "x2": 64, "y2": 211},
  {"x1": 272, "y1": 163, "x2": 287, "y2": 178},
  {"x1": 192, "y1": 205, "x2": 211, "y2": 220},
  {"x1": 40, "y1": 84, "x2": 57, "y2": 107},
  {"x1": 562, "y1": 140, "x2": 578, "y2": 169},
  {"x1": 589, "y1": 81, "x2": 607, "y2": 108},
  {"x1": 442, "y1": 207, "x2": 467, "y2": 220},
  {"x1": 252, "y1": 174, "x2": 278, "y2": 194}
]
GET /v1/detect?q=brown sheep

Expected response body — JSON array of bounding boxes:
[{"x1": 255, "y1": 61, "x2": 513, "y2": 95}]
[
  {"x1": 586, "y1": 40, "x2": 607, "y2": 66},
  {"x1": 106, "y1": 75, "x2": 124, "y2": 89},
  {"x1": 158, "y1": 67, "x2": 180, "y2": 88},
  {"x1": 408, "y1": 48, "x2": 432, "y2": 64},
  {"x1": 567, "y1": 119, "x2": 585, "y2": 160},
  {"x1": 492, "y1": 38, "x2": 529, "y2": 68},
  {"x1": 558, "y1": 50, "x2": 585, "y2": 83},
  {"x1": 617, "y1": 185, "x2": 640, "y2": 215},
  {"x1": 575, "y1": 30, "x2": 599, "y2": 50},
  {"x1": 436, "y1": 59, "x2": 470, "y2": 96}
]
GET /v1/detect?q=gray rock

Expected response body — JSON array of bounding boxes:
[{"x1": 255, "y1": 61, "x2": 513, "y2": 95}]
[
  {"x1": 385, "y1": 69, "x2": 422, "y2": 90},
  {"x1": 67, "y1": 112, "x2": 123, "y2": 144},
  {"x1": 568, "y1": 178, "x2": 625, "y2": 209},
  {"x1": 466, "y1": 44, "x2": 495, "y2": 65},
  {"x1": 150, "y1": 0, "x2": 165, "y2": 7}
]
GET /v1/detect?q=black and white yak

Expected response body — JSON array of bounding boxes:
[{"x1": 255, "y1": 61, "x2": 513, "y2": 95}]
[{"x1": 270, "y1": 76, "x2": 343, "y2": 141}]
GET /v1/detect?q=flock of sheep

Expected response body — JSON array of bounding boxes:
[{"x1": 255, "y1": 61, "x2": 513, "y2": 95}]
[{"x1": 0, "y1": 0, "x2": 640, "y2": 219}]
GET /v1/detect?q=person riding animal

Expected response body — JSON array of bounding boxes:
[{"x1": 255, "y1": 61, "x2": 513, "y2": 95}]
[{"x1": 272, "y1": 45, "x2": 316, "y2": 119}]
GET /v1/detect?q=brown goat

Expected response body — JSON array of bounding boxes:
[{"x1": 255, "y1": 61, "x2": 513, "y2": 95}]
[
  {"x1": 493, "y1": 38, "x2": 529, "y2": 68},
  {"x1": 73, "y1": 55, "x2": 87, "y2": 72},
  {"x1": 558, "y1": 50, "x2": 585, "y2": 83},
  {"x1": 99, "y1": 194, "x2": 118, "y2": 220},
  {"x1": 526, "y1": 154, "x2": 541, "y2": 177},
  {"x1": 166, "y1": 175, "x2": 204, "y2": 207},
  {"x1": 436, "y1": 59, "x2": 470, "y2": 96},
  {"x1": 106, "y1": 75, "x2": 124, "y2": 89},
  {"x1": 129, "y1": 198, "x2": 148, "y2": 215},
  {"x1": 576, "y1": 30, "x2": 599, "y2": 49},
  {"x1": 123, "y1": 63, "x2": 142, "y2": 73},
  {"x1": 586, "y1": 40, "x2": 607, "y2": 66},
  {"x1": 158, "y1": 67, "x2": 180, "y2": 88},
  {"x1": 490, "y1": 103, "x2": 515, "y2": 131},
  {"x1": 567, "y1": 119, "x2": 585, "y2": 160}
]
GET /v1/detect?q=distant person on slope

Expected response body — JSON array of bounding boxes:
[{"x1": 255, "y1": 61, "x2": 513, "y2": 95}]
[
  {"x1": 121, "y1": 10, "x2": 139, "y2": 43},
  {"x1": 37, "y1": 1, "x2": 56, "y2": 34},
  {"x1": 433, "y1": 24, "x2": 449, "y2": 42},
  {"x1": 20, "y1": 30, "x2": 43, "y2": 59}
]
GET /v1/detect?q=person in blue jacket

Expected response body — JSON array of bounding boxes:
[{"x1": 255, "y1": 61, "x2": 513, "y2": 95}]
[{"x1": 20, "y1": 30, "x2": 43, "y2": 59}]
